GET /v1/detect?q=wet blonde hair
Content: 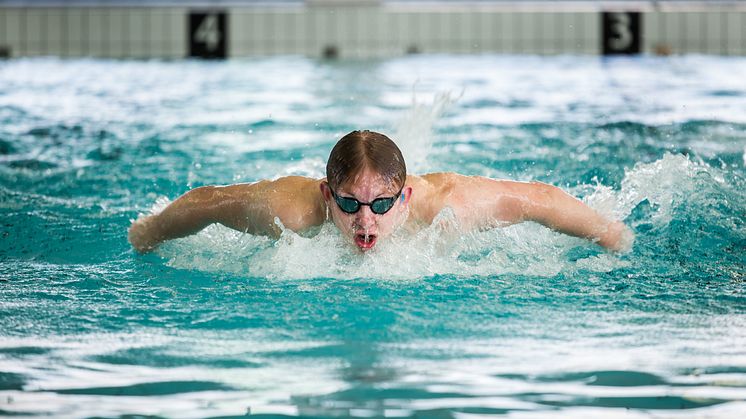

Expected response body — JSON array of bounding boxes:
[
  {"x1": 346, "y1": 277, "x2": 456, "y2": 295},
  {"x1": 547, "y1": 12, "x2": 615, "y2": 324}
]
[{"x1": 326, "y1": 130, "x2": 406, "y2": 191}]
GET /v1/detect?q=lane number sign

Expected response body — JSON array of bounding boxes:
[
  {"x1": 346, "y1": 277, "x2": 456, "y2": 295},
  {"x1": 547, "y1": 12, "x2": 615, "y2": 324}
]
[
  {"x1": 189, "y1": 11, "x2": 227, "y2": 59},
  {"x1": 602, "y1": 12, "x2": 642, "y2": 55}
]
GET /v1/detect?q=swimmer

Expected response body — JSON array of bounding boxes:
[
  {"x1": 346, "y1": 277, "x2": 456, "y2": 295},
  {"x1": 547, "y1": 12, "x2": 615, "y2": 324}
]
[{"x1": 128, "y1": 130, "x2": 633, "y2": 253}]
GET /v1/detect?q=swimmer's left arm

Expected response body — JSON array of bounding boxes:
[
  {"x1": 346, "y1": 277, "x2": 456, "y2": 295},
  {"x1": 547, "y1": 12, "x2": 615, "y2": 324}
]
[
  {"x1": 495, "y1": 180, "x2": 633, "y2": 252},
  {"x1": 451, "y1": 176, "x2": 633, "y2": 252}
]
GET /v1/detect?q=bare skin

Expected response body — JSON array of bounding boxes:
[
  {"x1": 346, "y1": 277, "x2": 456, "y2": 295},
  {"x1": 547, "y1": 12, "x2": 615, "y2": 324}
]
[{"x1": 128, "y1": 172, "x2": 633, "y2": 254}]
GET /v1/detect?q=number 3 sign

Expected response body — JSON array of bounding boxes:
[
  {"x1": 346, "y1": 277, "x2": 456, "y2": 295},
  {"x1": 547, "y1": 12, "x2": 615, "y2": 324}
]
[{"x1": 602, "y1": 12, "x2": 642, "y2": 55}]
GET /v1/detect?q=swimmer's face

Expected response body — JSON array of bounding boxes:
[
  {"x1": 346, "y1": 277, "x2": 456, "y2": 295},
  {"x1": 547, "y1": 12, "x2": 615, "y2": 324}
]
[{"x1": 321, "y1": 168, "x2": 411, "y2": 252}]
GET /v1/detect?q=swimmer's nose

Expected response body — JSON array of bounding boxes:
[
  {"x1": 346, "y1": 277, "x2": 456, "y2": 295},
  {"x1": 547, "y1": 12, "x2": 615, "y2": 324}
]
[{"x1": 355, "y1": 205, "x2": 376, "y2": 227}]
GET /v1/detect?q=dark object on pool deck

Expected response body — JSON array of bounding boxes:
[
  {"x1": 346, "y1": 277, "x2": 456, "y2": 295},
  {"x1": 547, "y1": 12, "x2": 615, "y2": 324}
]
[
  {"x1": 0, "y1": 46, "x2": 10, "y2": 58},
  {"x1": 654, "y1": 43, "x2": 673, "y2": 56},
  {"x1": 406, "y1": 45, "x2": 421, "y2": 55},
  {"x1": 323, "y1": 45, "x2": 339, "y2": 60}
]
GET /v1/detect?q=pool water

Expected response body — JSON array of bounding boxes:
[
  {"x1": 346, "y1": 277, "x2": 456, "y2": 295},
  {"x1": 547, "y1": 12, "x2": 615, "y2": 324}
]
[{"x1": 1, "y1": 55, "x2": 745, "y2": 418}]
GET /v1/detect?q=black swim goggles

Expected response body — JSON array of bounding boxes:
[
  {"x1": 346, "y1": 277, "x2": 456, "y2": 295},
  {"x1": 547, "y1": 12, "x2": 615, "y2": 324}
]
[{"x1": 330, "y1": 186, "x2": 403, "y2": 215}]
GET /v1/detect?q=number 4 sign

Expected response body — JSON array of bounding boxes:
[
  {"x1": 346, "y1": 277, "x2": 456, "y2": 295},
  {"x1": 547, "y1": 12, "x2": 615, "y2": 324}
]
[{"x1": 189, "y1": 11, "x2": 227, "y2": 59}]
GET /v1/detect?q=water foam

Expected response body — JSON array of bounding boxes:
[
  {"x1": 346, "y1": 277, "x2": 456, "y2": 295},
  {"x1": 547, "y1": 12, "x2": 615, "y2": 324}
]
[
  {"x1": 585, "y1": 152, "x2": 725, "y2": 225},
  {"x1": 157, "y1": 209, "x2": 623, "y2": 281}
]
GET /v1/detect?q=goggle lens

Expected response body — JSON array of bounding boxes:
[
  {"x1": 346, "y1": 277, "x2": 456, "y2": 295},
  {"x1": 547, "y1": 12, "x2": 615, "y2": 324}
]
[
  {"x1": 370, "y1": 197, "x2": 396, "y2": 214},
  {"x1": 336, "y1": 196, "x2": 360, "y2": 213}
]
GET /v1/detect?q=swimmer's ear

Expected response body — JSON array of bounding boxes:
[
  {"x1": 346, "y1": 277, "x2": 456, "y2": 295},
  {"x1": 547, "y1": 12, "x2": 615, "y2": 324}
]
[
  {"x1": 319, "y1": 181, "x2": 332, "y2": 201},
  {"x1": 401, "y1": 186, "x2": 413, "y2": 205}
]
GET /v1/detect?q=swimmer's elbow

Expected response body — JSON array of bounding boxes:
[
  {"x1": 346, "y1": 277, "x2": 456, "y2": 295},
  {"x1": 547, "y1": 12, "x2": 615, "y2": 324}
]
[
  {"x1": 184, "y1": 185, "x2": 220, "y2": 206},
  {"x1": 517, "y1": 182, "x2": 563, "y2": 223},
  {"x1": 488, "y1": 181, "x2": 555, "y2": 225},
  {"x1": 185, "y1": 185, "x2": 248, "y2": 227},
  {"x1": 531, "y1": 181, "x2": 563, "y2": 203}
]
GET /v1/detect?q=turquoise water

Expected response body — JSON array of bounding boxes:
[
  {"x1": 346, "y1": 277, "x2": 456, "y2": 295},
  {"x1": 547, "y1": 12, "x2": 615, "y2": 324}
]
[{"x1": 1, "y1": 55, "x2": 745, "y2": 418}]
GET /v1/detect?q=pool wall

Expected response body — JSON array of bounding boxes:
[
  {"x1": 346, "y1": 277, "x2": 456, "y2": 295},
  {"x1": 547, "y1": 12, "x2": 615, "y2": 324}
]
[{"x1": 0, "y1": 1, "x2": 745, "y2": 58}]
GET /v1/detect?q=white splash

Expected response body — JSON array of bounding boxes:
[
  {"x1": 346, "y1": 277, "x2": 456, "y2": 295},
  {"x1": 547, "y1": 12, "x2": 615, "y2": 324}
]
[
  {"x1": 151, "y1": 196, "x2": 171, "y2": 214},
  {"x1": 157, "y1": 207, "x2": 625, "y2": 281},
  {"x1": 585, "y1": 152, "x2": 717, "y2": 225},
  {"x1": 394, "y1": 91, "x2": 460, "y2": 173},
  {"x1": 279, "y1": 157, "x2": 326, "y2": 179}
]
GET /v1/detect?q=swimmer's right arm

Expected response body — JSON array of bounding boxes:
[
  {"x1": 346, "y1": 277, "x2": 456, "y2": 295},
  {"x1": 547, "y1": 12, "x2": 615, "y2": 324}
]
[{"x1": 128, "y1": 177, "x2": 322, "y2": 253}]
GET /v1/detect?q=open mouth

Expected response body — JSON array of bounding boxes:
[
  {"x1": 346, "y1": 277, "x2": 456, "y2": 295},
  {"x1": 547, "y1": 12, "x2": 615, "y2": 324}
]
[{"x1": 354, "y1": 233, "x2": 377, "y2": 251}]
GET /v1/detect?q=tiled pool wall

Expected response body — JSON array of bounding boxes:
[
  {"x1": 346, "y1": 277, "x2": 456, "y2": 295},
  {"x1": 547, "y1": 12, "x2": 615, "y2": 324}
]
[{"x1": 0, "y1": 1, "x2": 745, "y2": 58}]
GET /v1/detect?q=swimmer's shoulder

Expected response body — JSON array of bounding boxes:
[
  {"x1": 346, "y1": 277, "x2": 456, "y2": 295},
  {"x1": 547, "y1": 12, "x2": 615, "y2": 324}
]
[
  {"x1": 413, "y1": 172, "x2": 481, "y2": 199},
  {"x1": 417, "y1": 172, "x2": 518, "y2": 193},
  {"x1": 221, "y1": 176, "x2": 325, "y2": 234},
  {"x1": 266, "y1": 176, "x2": 326, "y2": 231},
  {"x1": 408, "y1": 172, "x2": 517, "y2": 225},
  {"x1": 417, "y1": 172, "x2": 467, "y2": 187},
  {"x1": 219, "y1": 176, "x2": 322, "y2": 199},
  {"x1": 407, "y1": 173, "x2": 464, "y2": 224}
]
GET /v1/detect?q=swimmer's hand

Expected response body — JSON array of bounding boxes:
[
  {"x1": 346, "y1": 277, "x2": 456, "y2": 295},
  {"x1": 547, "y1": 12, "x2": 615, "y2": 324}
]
[
  {"x1": 598, "y1": 220, "x2": 635, "y2": 253},
  {"x1": 128, "y1": 215, "x2": 162, "y2": 253}
]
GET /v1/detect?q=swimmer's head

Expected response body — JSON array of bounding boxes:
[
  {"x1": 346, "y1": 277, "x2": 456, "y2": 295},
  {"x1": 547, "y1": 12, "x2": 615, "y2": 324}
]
[
  {"x1": 326, "y1": 130, "x2": 406, "y2": 192},
  {"x1": 321, "y1": 130, "x2": 411, "y2": 252}
]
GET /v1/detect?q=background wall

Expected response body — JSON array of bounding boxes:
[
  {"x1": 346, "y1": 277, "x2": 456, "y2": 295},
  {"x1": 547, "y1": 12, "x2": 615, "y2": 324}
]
[{"x1": 0, "y1": 1, "x2": 744, "y2": 58}]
